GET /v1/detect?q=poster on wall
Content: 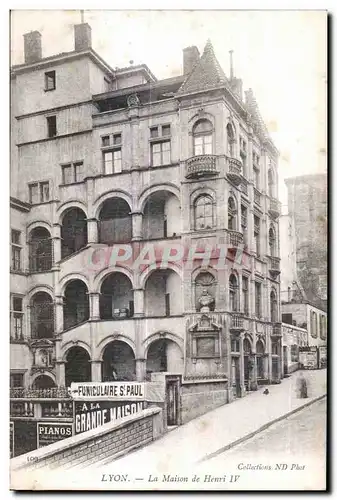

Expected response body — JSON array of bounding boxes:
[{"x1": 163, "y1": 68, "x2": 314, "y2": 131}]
[
  {"x1": 74, "y1": 400, "x2": 145, "y2": 434},
  {"x1": 10, "y1": 422, "x2": 14, "y2": 458},
  {"x1": 37, "y1": 422, "x2": 73, "y2": 449},
  {"x1": 299, "y1": 348, "x2": 318, "y2": 370}
]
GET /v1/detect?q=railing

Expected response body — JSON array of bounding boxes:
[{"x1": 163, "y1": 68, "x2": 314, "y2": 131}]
[
  {"x1": 230, "y1": 314, "x2": 244, "y2": 330},
  {"x1": 254, "y1": 188, "x2": 261, "y2": 205},
  {"x1": 269, "y1": 197, "x2": 281, "y2": 217},
  {"x1": 272, "y1": 323, "x2": 282, "y2": 336},
  {"x1": 41, "y1": 401, "x2": 73, "y2": 418},
  {"x1": 227, "y1": 230, "x2": 244, "y2": 247},
  {"x1": 10, "y1": 401, "x2": 35, "y2": 417},
  {"x1": 29, "y1": 240, "x2": 53, "y2": 272},
  {"x1": 228, "y1": 157, "x2": 242, "y2": 175},
  {"x1": 98, "y1": 219, "x2": 132, "y2": 245},
  {"x1": 10, "y1": 387, "x2": 71, "y2": 399},
  {"x1": 185, "y1": 155, "x2": 218, "y2": 178}
]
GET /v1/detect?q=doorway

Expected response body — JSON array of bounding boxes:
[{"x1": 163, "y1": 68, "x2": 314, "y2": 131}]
[
  {"x1": 166, "y1": 377, "x2": 180, "y2": 426},
  {"x1": 283, "y1": 346, "x2": 288, "y2": 376},
  {"x1": 231, "y1": 356, "x2": 240, "y2": 399}
]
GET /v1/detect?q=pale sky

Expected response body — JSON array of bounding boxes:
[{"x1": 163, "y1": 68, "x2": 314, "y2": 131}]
[{"x1": 10, "y1": 10, "x2": 327, "y2": 207}]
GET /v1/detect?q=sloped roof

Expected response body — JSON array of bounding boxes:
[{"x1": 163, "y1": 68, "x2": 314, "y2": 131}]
[
  {"x1": 177, "y1": 39, "x2": 229, "y2": 95},
  {"x1": 244, "y1": 88, "x2": 270, "y2": 141}
]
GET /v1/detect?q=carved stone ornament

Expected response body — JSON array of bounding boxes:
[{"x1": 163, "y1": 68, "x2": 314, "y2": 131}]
[{"x1": 127, "y1": 93, "x2": 140, "y2": 107}]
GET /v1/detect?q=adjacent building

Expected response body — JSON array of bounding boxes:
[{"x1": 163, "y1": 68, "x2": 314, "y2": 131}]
[{"x1": 10, "y1": 22, "x2": 282, "y2": 435}]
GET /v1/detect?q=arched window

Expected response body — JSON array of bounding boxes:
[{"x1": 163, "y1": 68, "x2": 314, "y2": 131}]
[
  {"x1": 269, "y1": 227, "x2": 276, "y2": 256},
  {"x1": 226, "y1": 123, "x2": 235, "y2": 157},
  {"x1": 193, "y1": 119, "x2": 213, "y2": 156},
  {"x1": 30, "y1": 292, "x2": 54, "y2": 339},
  {"x1": 194, "y1": 195, "x2": 214, "y2": 230},
  {"x1": 99, "y1": 198, "x2": 132, "y2": 244},
  {"x1": 61, "y1": 208, "x2": 87, "y2": 259},
  {"x1": 270, "y1": 290, "x2": 277, "y2": 322},
  {"x1": 228, "y1": 196, "x2": 237, "y2": 230},
  {"x1": 229, "y1": 274, "x2": 239, "y2": 311},
  {"x1": 29, "y1": 227, "x2": 52, "y2": 272},
  {"x1": 195, "y1": 271, "x2": 216, "y2": 311},
  {"x1": 63, "y1": 280, "x2": 89, "y2": 330}
]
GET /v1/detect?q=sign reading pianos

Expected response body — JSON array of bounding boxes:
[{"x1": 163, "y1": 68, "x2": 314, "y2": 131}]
[{"x1": 70, "y1": 382, "x2": 146, "y2": 435}]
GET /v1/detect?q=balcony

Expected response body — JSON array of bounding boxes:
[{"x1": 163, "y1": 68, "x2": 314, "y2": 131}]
[
  {"x1": 227, "y1": 230, "x2": 244, "y2": 249},
  {"x1": 268, "y1": 256, "x2": 281, "y2": 278},
  {"x1": 227, "y1": 157, "x2": 242, "y2": 186},
  {"x1": 10, "y1": 387, "x2": 73, "y2": 419},
  {"x1": 185, "y1": 155, "x2": 219, "y2": 179},
  {"x1": 254, "y1": 188, "x2": 261, "y2": 206},
  {"x1": 230, "y1": 313, "x2": 244, "y2": 332},
  {"x1": 269, "y1": 197, "x2": 281, "y2": 219},
  {"x1": 272, "y1": 323, "x2": 282, "y2": 336}
]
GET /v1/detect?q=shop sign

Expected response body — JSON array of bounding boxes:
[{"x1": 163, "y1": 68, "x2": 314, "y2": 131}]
[
  {"x1": 70, "y1": 382, "x2": 145, "y2": 401},
  {"x1": 37, "y1": 422, "x2": 73, "y2": 448},
  {"x1": 74, "y1": 400, "x2": 144, "y2": 434}
]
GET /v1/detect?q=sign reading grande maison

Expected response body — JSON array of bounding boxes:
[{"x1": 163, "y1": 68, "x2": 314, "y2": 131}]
[{"x1": 70, "y1": 382, "x2": 145, "y2": 400}]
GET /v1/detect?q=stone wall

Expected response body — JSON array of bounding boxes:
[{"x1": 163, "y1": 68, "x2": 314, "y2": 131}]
[
  {"x1": 11, "y1": 407, "x2": 163, "y2": 472},
  {"x1": 181, "y1": 380, "x2": 228, "y2": 423}
]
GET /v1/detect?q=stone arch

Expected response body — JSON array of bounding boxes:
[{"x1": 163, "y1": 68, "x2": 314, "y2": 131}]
[
  {"x1": 31, "y1": 373, "x2": 56, "y2": 388},
  {"x1": 93, "y1": 190, "x2": 133, "y2": 220},
  {"x1": 139, "y1": 262, "x2": 182, "y2": 289},
  {"x1": 143, "y1": 331, "x2": 184, "y2": 357},
  {"x1": 96, "y1": 335, "x2": 136, "y2": 361},
  {"x1": 57, "y1": 200, "x2": 88, "y2": 224},
  {"x1": 59, "y1": 273, "x2": 90, "y2": 296},
  {"x1": 26, "y1": 220, "x2": 52, "y2": 235},
  {"x1": 27, "y1": 285, "x2": 54, "y2": 302},
  {"x1": 138, "y1": 183, "x2": 180, "y2": 212},
  {"x1": 100, "y1": 339, "x2": 136, "y2": 381},
  {"x1": 189, "y1": 110, "x2": 215, "y2": 126},
  {"x1": 61, "y1": 341, "x2": 92, "y2": 362},
  {"x1": 190, "y1": 185, "x2": 216, "y2": 206},
  {"x1": 93, "y1": 265, "x2": 135, "y2": 294}
]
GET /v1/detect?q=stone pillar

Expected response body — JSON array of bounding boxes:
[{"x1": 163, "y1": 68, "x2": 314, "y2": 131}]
[
  {"x1": 251, "y1": 353, "x2": 258, "y2": 390},
  {"x1": 136, "y1": 358, "x2": 146, "y2": 381},
  {"x1": 87, "y1": 218, "x2": 98, "y2": 244},
  {"x1": 239, "y1": 336, "x2": 246, "y2": 397},
  {"x1": 89, "y1": 292, "x2": 100, "y2": 320},
  {"x1": 55, "y1": 361, "x2": 66, "y2": 387},
  {"x1": 54, "y1": 295, "x2": 64, "y2": 334},
  {"x1": 268, "y1": 351, "x2": 273, "y2": 384},
  {"x1": 133, "y1": 288, "x2": 145, "y2": 317},
  {"x1": 131, "y1": 212, "x2": 143, "y2": 241},
  {"x1": 52, "y1": 223, "x2": 62, "y2": 267},
  {"x1": 91, "y1": 360, "x2": 102, "y2": 382}
]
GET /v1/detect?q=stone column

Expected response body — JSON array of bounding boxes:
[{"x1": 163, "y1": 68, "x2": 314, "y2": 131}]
[
  {"x1": 52, "y1": 223, "x2": 62, "y2": 267},
  {"x1": 131, "y1": 212, "x2": 143, "y2": 241},
  {"x1": 239, "y1": 336, "x2": 246, "y2": 397},
  {"x1": 54, "y1": 295, "x2": 64, "y2": 334},
  {"x1": 55, "y1": 361, "x2": 66, "y2": 387},
  {"x1": 136, "y1": 359, "x2": 146, "y2": 381},
  {"x1": 133, "y1": 288, "x2": 145, "y2": 317},
  {"x1": 91, "y1": 360, "x2": 102, "y2": 382},
  {"x1": 89, "y1": 292, "x2": 100, "y2": 320},
  {"x1": 87, "y1": 218, "x2": 98, "y2": 244},
  {"x1": 251, "y1": 353, "x2": 258, "y2": 390}
]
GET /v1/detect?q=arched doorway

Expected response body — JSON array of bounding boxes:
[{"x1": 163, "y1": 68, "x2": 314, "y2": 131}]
[
  {"x1": 98, "y1": 198, "x2": 132, "y2": 244},
  {"x1": 63, "y1": 280, "x2": 89, "y2": 330},
  {"x1": 142, "y1": 191, "x2": 181, "y2": 239},
  {"x1": 243, "y1": 338, "x2": 252, "y2": 390},
  {"x1": 146, "y1": 338, "x2": 183, "y2": 379},
  {"x1": 61, "y1": 208, "x2": 87, "y2": 259},
  {"x1": 144, "y1": 269, "x2": 182, "y2": 317},
  {"x1": 256, "y1": 340, "x2": 265, "y2": 381},
  {"x1": 101, "y1": 341, "x2": 135, "y2": 381},
  {"x1": 100, "y1": 273, "x2": 134, "y2": 319},
  {"x1": 65, "y1": 346, "x2": 91, "y2": 387},
  {"x1": 32, "y1": 375, "x2": 56, "y2": 389},
  {"x1": 30, "y1": 292, "x2": 54, "y2": 339},
  {"x1": 29, "y1": 227, "x2": 52, "y2": 272}
]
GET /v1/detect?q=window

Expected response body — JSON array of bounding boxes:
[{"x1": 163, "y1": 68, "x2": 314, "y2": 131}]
[
  {"x1": 272, "y1": 341, "x2": 279, "y2": 355},
  {"x1": 226, "y1": 123, "x2": 235, "y2": 157},
  {"x1": 254, "y1": 215, "x2": 260, "y2": 257},
  {"x1": 268, "y1": 168, "x2": 274, "y2": 197},
  {"x1": 196, "y1": 337, "x2": 216, "y2": 358},
  {"x1": 282, "y1": 313, "x2": 293, "y2": 325},
  {"x1": 45, "y1": 71, "x2": 56, "y2": 91},
  {"x1": 228, "y1": 197, "x2": 237, "y2": 230},
  {"x1": 253, "y1": 167, "x2": 260, "y2": 189},
  {"x1": 151, "y1": 141, "x2": 171, "y2": 166},
  {"x1": 194, "y1": 195, "x2": 214, "y2": 230},
  {"x1": 240, "y1": 137, "x2": 247, "y2": 175},
  {"x1": 231, "y1": 337, "x2": 240, "y2": 353},
  {"x1": 101, "y1": 133, "x2": 122, "y2": 147},
  {"x1": 46, "y1": 115, "x2": 57, "y2": 138},
  {"x1": 29, "y1": 182, "x2": 50, "y2": 204},
  {"x1": 321, "y1": 316, "x2": 327, "y2": 340},
  {"x1": 242, "y1": 277, "x2": 249, "y2": 314},
  {"x1": 269, "y1": 227, "x2": 276, "y2": 256},
  {"x1": 270, "y1": 291, "x2": 277, "y2": 322},
  {"x1": 193, "y1": 119, "x2": 213, "y2": 156},
  {"x1": 103, "y1": 150, "x2": 122, "y2": 174},
  {"x1": 11, "y1": 229, "x2": 22, "y2": 271},
  {"x1": 11, "y1": 296, "x2": 23, "y2": 341},
  {"x1": 241, "y1": 205, "x2": 248, "y2": 245},
  {"x1": 291, "y1": 345, "x2": 299, "y2": 362},
  {"x1": 10, "y1": 373, "x2": 24, "y2": 388},
  {"x1": 310, "y1": 311, "x2": 317, "y2": 338},
  {"x1": 255, "y1": 282, "x2": 261, "y2": 318},
  {"x1": 162, "y1": 124, "x2": 171, "y2": 136},
  {"x1": 62, "y1": 162, "x2": 84, "y2": 184},
  {"x1": 229, "y1": 274, "x2": 238, "y2": 311}
]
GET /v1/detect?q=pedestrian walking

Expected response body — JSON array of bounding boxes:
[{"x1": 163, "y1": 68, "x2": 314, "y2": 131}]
[{"x1": 296, "y1": 371, "x2": 308, "y2": 398}]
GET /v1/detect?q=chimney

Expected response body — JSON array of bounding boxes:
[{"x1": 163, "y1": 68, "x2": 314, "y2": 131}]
[
  {"x1": 183, "y1": 46, "x2": 200, "y2": 75},
  {"x1": 23, "y1": 31, "x2": 42, "y2": 64},
  {"x1": 74, "y1": 23, "x2": 92, "y2": 51}
]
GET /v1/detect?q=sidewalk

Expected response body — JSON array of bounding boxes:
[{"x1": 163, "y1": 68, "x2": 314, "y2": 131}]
[{"x1": 93, "y1": 369, "x2": 326, "y2": 470}]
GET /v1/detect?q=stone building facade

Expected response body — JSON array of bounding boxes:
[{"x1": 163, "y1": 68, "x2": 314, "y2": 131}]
[{"x1": 10, "y1": 23, "x2": 282, "y2": 424}]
